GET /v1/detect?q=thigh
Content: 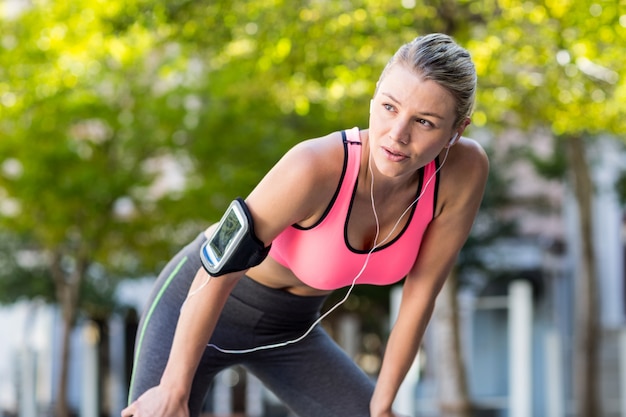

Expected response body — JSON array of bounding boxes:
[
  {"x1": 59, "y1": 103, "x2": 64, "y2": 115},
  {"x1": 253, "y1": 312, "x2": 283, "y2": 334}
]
[{"x1": 244, "y1": 327, "x2": 375, "y2": 417}]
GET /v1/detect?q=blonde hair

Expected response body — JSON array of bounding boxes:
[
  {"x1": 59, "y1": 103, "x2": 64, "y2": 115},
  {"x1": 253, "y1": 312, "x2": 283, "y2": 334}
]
[{"x1": 377, "y1": 33, "x2": 477, "y2": 127}]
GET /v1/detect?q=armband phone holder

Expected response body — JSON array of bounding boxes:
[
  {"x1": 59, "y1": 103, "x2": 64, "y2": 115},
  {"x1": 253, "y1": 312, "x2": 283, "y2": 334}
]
[{"x1": 200, "y1": 198, "x2": 270, "y2": 277}]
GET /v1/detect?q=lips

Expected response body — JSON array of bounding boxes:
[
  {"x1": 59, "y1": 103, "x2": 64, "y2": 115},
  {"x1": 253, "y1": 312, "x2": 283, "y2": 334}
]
[{"x1": 382, "y1": 146, "x2": 408, "y2": 162}]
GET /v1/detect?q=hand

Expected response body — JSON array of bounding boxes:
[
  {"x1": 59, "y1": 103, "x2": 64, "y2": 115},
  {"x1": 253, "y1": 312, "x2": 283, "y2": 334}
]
[
  {"x1": 370, "y1": 408, "x2": 411, "y2": 417},
  {"x1": 121, "y1": 385, "x2": 189, "y2": 417}
]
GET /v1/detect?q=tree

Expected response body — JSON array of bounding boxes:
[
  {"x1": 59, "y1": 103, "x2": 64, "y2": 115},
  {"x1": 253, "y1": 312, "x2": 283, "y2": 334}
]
[
  {"x1": 0, "y1": 2, "x2": 219, "y2": 415},
  {"x1": 468, "y1": 1, "x2": 626, "y2": 415}
]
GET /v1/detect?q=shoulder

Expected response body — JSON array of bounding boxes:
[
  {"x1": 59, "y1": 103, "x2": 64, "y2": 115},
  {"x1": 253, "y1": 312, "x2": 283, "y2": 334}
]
[
  {"x1": 435, "y1": 136, "x2": 488, "y2": 215},
  {"x1": 450, "y1": 136, "x2": 488, "y2": 172},
  {"x1": 284, "y1": 130, "x2": 346, "y2": 169},
  {"x1": 444, "y1": 136, "x2": 488, "y2": 185},
  {"x1": 244, "y1": 130, "x2": 348, "y2": 240},
  {"x1": 276, "y1": 131, "x2": 347, "y2": 189}
]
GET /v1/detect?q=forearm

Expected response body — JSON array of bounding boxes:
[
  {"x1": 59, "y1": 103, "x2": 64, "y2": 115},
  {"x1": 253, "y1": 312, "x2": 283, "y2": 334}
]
[
  {"x1": 371, "y1": 301, "x2": 435, "y2": 416},
  {"x1": 160, "y1": 267, "x2": 242, "y2": 399},
  {"x1": 370, "y1": 332, "x2": 419, "y2": 414}
]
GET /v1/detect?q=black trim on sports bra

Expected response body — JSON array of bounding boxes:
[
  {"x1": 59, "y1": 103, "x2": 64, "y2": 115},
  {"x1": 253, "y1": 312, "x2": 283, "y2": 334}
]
[
  {"x1": 292, "y1": 130, "x2": 354, "y2": 231},
  {"x1": 433, "y1": 155, "x2": 441, "y2": 218},
  {"x1": 345, "y1": 164, "x2": 426, "y2": 254}
]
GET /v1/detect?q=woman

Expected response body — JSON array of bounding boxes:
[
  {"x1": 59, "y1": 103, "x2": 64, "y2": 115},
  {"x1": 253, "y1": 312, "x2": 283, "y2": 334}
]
[{"x1": 122, "y1": 33, "x2": 488, "y2": 417}]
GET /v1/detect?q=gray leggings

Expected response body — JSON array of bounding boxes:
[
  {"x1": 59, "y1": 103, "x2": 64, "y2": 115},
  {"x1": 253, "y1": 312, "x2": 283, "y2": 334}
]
[{"x1": 128, "y1": 232, "x2": 375, "y2": 417}]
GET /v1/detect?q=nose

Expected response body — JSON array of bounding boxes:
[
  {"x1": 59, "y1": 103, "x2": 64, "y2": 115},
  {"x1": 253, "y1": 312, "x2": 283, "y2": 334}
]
[{"x1": 389, "y1": 119, "x2": 411, "y2": 144}]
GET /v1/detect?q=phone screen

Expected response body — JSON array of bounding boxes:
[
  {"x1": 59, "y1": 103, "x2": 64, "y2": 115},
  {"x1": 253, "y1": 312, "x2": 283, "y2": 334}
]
[{"x1": 209, "y1": 209, "x2": 243, "y2": 261}]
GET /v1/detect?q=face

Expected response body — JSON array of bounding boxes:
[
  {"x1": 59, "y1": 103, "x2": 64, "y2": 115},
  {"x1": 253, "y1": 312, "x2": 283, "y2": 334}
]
[{"x1": 368, "y1": 63, "x2": 462, "y2": 179}]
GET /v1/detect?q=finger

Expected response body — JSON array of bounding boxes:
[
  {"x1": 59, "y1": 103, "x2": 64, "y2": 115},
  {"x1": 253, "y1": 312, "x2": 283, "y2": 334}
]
[{"x1": 121, "y1": 403, "x2": 135, "y2": 417}]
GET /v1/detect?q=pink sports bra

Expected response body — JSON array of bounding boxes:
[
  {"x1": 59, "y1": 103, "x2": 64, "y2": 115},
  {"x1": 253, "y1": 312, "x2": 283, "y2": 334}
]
[{"x1": 269, "y1": 127, "x2": 439, "y2": 290}]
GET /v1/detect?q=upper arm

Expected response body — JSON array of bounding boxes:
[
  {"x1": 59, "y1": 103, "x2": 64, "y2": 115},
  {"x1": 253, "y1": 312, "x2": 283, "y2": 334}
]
[{"x1": 241, "y1": 132, "x2": 344, "y2": 246}]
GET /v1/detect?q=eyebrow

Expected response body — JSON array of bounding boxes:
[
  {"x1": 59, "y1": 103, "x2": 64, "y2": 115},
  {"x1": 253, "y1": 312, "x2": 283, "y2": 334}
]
[{"x1": 382, "y1": 92, "x2": 446, "y2": 120}]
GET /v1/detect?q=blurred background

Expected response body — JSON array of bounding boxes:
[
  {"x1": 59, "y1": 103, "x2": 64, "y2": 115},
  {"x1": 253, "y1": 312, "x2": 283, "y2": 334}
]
[{"x1": 0, "y1": 0, "x2": 625, "y2": 416}]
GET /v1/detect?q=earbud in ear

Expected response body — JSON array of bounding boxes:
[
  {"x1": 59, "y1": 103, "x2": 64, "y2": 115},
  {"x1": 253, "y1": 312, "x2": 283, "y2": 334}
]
[{"x1": 449, "y1": 133, "x2": 459, "y2": 145}]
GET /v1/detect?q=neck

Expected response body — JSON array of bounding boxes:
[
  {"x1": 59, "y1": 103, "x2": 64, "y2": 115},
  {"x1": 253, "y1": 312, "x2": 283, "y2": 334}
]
[{"x1": 365, "y1": 149, "x2": 421, "y2": 200}]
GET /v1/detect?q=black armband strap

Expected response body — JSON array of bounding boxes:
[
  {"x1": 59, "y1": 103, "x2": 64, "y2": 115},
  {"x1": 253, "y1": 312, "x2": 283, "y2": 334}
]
[{"x1": 200, "y1": 198, "x2": 271, "y2": 277}]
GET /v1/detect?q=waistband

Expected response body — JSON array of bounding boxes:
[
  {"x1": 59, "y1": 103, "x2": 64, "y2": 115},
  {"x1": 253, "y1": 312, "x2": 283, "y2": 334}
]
[{"x1": 232, "y1": 275, "x2": 329, "y2": 319}]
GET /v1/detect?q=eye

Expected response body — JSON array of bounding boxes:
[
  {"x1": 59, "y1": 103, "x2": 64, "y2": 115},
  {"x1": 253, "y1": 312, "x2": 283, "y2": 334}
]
[
  {"x1": 383, "y1": 103, "x2": 396, "y2": 112},
  {"x1": 416, "y1": 118, "x2": 434, "y2": 128}
]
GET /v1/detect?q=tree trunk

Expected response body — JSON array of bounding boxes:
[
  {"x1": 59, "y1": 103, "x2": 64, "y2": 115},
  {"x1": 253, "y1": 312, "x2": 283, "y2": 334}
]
[
  {"x1": 565, "y1": 135, "x2": 601, "y2": 417},
  {"x1": 51, "y1": 251, "x2": 89, "y2": 417},
  {"x1": 55, "y1": 316, "x2": 73, "y2": 417},
  {"x1": 433, "y1": 272, "x2": 472, "y2": 417}
]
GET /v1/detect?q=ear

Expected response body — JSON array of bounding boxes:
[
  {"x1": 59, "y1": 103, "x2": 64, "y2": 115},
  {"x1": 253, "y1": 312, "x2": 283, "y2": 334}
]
[{"x1": 447, "y1": 117, "x2": 471, "y2": 147}]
